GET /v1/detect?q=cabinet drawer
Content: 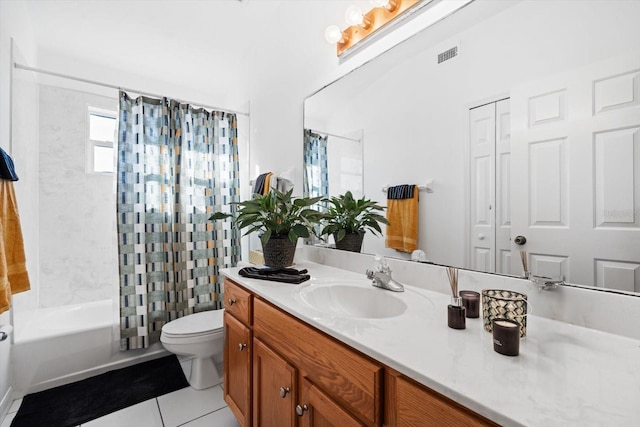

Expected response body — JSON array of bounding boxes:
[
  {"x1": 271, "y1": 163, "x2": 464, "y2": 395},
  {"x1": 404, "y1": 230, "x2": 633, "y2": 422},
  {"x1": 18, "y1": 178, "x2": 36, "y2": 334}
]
[
  {"x1": 224, "y1": 278, "x2": 252, "y2": 325},
  {"x1": 253, "y1": 298, "x2": 382, "y2": 426}
]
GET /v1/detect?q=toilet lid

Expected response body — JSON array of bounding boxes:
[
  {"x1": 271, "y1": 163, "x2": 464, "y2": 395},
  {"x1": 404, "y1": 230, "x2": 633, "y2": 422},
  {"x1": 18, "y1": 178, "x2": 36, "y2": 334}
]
[{"x1": 162, "y1": 309, "x2": 224, "y2": 336}]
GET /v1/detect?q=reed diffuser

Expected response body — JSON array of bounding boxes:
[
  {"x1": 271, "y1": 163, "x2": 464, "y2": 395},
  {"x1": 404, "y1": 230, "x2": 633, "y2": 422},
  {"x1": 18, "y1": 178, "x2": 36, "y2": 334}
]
[
  {"x1": 520, "y1": 250, "x2": 530, "y2": 279},
  {"x1": 446, "y1": 267, "x2": 465, "y2": 329}
]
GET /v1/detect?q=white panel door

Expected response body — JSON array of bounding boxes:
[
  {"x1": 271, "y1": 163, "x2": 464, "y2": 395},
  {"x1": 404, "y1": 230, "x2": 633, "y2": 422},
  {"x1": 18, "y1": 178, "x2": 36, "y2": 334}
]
[
  {"x1": 511, "y1": 52, "x2": 640, "y2": 290},
  {"x1": 469, "y1": 103, "x2": 496, "y2": 273},
  {"x1": 495, "y1": 99, "x2": 512, "y2": 275}
]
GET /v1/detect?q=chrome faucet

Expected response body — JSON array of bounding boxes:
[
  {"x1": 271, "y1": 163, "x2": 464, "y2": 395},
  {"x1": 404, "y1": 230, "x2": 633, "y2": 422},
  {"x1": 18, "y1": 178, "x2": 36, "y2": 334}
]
[
  {"x1": 366, "y1": 256, "x2": 404, "y2": 292},
  {"x1": 529, "y1": 274, "x2": 564, "y2": 290}
]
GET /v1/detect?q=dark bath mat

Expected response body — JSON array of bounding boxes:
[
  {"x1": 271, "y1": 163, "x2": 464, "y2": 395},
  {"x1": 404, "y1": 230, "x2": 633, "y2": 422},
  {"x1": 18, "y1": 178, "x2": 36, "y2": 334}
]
[{"x1": 11, "y1": 354, "x2": 189, "y2": 427}]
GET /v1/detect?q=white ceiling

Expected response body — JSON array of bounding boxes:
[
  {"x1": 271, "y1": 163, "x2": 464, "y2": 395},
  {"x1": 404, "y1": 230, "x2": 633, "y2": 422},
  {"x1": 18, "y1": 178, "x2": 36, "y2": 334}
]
[{"x1": 22, "y1": 0, "x2": 376, "y2": 106}]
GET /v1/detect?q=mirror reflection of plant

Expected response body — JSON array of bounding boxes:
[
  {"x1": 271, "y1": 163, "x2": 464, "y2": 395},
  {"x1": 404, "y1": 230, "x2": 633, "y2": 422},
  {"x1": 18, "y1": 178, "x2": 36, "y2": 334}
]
[
  {"x1": 320, "y1": 191, "x2": 389, "y2": 242},
  {"x1": 209, "y1": 189, "x2": 325, "y2": 247}
]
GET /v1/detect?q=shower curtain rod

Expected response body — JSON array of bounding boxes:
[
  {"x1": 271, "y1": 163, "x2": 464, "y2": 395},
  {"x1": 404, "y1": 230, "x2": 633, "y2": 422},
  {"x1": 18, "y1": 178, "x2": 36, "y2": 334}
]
[
  {"x1": 307, "y1": 128, "x2": 361, "y2": 143},
  {"x1": 13, "y1": 62, "x2": 250, "y2": 117}
]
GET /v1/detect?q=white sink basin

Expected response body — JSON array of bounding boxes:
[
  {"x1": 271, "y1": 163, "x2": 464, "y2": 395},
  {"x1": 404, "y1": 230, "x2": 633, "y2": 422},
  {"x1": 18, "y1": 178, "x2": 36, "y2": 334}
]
[{"x1": 298, "y1": 284, "x2": 407, "y2": 319}]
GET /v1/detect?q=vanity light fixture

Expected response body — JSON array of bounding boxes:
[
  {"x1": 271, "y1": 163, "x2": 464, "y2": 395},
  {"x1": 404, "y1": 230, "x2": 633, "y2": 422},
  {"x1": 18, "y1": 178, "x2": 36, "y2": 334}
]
[{"x1": 324, "y1": 0, "x2": 422, "y2": 57}]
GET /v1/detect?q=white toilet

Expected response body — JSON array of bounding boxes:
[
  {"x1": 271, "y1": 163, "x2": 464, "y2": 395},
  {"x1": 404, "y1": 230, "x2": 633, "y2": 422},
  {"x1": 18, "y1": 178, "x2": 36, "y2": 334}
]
[{"x1": 160, "y1": 309, "x2": 225, "y2": 390}]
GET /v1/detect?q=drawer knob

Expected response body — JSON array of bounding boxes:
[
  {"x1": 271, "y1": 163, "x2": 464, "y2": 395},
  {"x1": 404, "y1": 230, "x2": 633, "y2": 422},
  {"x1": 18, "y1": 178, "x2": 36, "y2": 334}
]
[
  {"x1": 228, "y1": 298, "x2": 236, "y2": 306},
  {"x1": 296, "y1": 404, "x2": 308, "y2": 416},
  {"x1": 279, "y1": 387, "x2": 290, "y2": 398},
  {"x1": 238, "y1": 343, "x2": 247, "y2": 352}
]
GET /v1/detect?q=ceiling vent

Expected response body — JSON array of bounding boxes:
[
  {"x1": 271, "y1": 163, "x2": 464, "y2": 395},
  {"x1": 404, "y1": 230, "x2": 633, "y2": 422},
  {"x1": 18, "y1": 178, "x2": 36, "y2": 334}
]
[{"x1": 437, "y1": 46, "x2": 458, "y2": 64}]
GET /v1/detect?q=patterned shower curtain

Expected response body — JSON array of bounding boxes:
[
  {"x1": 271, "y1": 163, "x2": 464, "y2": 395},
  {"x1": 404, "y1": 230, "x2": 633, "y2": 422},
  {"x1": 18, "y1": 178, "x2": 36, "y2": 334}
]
[
  {"x1": 117, "y1": 91, "x2": 240, "y2": 350},
  {"x1": 303, "y1": 129, "x2": 329, "y2": 198}
]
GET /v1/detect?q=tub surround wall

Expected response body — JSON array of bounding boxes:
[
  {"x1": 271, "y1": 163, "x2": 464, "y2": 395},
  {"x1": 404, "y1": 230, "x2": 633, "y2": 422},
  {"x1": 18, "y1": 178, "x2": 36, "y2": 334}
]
[
  {"x1": 38, "y1": 85, "x2": 118, "y2": 308},
  {"x1": 298, "y1": 246, "x2": 640, "y2": 341}
]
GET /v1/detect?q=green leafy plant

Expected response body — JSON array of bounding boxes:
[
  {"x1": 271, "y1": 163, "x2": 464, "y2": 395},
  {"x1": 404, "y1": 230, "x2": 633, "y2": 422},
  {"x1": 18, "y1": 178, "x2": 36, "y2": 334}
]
[
  {"x1": 320, "y1": 191, "x2": 389, "y2": 242},
  {"x1": 209, "y1": 188, "x2": 325, "y2": 246}
]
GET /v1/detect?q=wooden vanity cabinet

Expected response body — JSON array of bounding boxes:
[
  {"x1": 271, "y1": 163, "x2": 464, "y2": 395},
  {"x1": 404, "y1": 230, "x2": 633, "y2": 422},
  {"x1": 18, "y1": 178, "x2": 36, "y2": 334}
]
[{"x1": 223, "y1": 277, "x2": 497, "y2": 427}]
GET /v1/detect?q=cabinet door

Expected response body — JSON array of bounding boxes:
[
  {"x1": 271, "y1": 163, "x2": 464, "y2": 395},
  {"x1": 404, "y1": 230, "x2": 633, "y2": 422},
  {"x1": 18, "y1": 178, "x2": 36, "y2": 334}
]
[
  {"x1": 298, "y1": 378, "x2": 365, "y2": 427},
  {"x1": 253, "y1": 338, "x2": 296, "y2": 427},
  {"x1": 224, "y1": 312, "x2": 252, "y2": 427},
  {"x1": 386, "y1": 371, "x2": 498, "y2": 427}
]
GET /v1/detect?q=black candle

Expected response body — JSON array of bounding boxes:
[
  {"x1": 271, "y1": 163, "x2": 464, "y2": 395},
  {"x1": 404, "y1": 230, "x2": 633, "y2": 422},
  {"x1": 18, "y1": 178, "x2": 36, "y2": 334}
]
[
  {"x1": 459, "y1": 290, "x2": 480, "y2": 318},
  {"x1": 447, "y1": 298, "x2": 466, "y2": 330},
  {"x1": 492, "y1": 318, "x2": 520, "y2": 356}
]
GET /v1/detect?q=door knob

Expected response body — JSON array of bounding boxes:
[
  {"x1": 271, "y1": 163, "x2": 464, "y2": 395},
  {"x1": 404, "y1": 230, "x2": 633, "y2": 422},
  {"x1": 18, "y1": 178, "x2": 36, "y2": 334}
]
[
  {"x1": 478, "y1": 234, "x2": 485, "y2": 240},
  {"x1": 238, "y1": 343, "x2": 247, "y2": 351},
  {"x1": 279, "y1": 387, "x2": 290, "y2": 398},
  {"x1": 296, "y1": 404, "x2": 309, "y2": 416},
  {"x1": 514, "y1": 235, "x2": 527, "y2": 245},
  {"x1": 228, "y1": 298, "x2": 236, "y2": 306}
]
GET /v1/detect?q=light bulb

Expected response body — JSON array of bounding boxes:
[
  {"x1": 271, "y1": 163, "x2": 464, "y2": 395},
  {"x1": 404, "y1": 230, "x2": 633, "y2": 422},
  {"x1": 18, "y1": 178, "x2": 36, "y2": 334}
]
[
  {"x1": 324, "y1": 25, "x2": 342, "y2": 44},
  {"x1": 324, "y1": 25, "x2": 343, "y2": 44},
  {"x1": 344, "y1": 5, "x2": 364, "y2": 26}
]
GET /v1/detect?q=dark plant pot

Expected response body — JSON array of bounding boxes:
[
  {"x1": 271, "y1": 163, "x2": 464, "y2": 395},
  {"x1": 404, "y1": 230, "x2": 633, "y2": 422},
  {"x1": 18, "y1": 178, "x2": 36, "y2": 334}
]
[
  {"x1": 334, "y1": 231, "x2": 365, "y2": 252},
  {"x1": 262, "y1": 235, "x2": 297, "y2": 268}
]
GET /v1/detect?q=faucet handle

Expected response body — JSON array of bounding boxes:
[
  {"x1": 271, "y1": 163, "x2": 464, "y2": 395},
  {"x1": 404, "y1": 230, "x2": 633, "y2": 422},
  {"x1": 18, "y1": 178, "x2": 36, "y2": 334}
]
[{"x1": 374, "y1": 255, "x2": 391, "y2": 274}]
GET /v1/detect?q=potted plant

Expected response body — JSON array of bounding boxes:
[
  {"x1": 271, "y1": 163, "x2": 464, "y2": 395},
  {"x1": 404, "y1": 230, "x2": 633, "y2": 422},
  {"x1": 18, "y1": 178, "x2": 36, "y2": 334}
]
[
  {"x1": 320, "y1": 191, "x2": 389, "y2": 252},
  {"x1": 210, "y1": 189, "x2": 324, "y2": 268}
]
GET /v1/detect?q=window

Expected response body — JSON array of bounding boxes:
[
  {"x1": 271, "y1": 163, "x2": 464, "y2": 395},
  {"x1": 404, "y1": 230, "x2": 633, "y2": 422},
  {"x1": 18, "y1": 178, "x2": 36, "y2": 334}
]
[{"x1": 87, "y1": 107, "x2": 117, "y2": 174}]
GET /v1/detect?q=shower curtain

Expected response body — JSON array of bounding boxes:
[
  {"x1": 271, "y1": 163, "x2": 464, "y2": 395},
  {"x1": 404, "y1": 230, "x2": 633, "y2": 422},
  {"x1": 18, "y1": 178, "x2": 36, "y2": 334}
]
[
  {"x1": 117, "y1": 91, "x2": 240, "y2": 350},
  {"x1": 303, "y1": 129, "x2": 329, "y2": 198}
]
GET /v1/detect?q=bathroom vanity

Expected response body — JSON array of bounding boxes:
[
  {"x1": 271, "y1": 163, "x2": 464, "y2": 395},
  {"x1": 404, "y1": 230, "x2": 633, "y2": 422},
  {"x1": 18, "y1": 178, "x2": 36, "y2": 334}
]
[
  {"x1": 223, "y1": 276, "x2": 494, "y2": 426},
  {"x1": 221, "y1": 261, "x2": 640, "y2": 426}
]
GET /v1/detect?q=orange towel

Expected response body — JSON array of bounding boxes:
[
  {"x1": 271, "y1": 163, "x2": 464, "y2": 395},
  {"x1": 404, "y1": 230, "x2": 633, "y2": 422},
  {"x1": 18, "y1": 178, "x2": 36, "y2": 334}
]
[
  {"x1": 385, "y1": 186, "x2": 419, "y2": 253},
  {"x1": 0, "y1": 180, "x2": 30, "y2": 314},
  {"x1": 263, "y1": 173, "x2": 273, "y2": 195}
]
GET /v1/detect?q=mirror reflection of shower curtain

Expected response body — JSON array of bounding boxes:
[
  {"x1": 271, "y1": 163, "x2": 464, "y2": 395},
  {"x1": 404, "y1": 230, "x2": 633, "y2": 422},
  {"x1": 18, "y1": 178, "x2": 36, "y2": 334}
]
[
  {"x1": 303, "y1": 130, "x2": 329, "y2": 198},
  {"x1": 117, "y1": 91, "x2": 240, "y2": 350}
]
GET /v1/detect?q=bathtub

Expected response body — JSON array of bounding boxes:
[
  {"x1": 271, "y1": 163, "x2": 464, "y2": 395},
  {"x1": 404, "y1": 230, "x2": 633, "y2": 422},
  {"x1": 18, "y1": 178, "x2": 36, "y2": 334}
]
[{"x1": 12, "y1": 299, "x2": 168, "y2": 396}]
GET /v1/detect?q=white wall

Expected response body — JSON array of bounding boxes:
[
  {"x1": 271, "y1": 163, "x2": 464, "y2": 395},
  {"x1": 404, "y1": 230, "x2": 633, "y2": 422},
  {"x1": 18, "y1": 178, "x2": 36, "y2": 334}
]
[{"x1": 305, "y1": 0, "x2": 640, "y2": 265}]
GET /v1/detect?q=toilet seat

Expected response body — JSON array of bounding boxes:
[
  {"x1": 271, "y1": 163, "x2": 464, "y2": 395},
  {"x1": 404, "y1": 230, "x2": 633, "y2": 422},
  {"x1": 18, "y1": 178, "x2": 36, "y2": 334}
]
[{"x1": 161, "y1": 310, "x2": 224, "y2": 339}]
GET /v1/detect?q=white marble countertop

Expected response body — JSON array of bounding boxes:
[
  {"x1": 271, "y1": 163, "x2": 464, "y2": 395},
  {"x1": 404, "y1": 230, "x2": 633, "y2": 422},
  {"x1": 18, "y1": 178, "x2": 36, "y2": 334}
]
[{"x1": 222, "y1": 262, "x2": 640, "y2": 426}]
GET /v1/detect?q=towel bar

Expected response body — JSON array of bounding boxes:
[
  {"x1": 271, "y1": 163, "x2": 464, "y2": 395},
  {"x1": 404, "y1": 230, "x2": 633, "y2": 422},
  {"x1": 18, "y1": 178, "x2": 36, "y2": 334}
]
[{"x1": 381, "y1": 180, "x2": 433, "y2": 194}]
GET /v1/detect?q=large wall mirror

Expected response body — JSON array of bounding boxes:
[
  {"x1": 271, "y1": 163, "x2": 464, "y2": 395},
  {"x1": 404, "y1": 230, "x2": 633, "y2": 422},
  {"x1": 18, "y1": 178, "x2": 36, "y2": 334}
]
[{"x1": 303, "y1": 0, "x2": 640, "y2": 295}]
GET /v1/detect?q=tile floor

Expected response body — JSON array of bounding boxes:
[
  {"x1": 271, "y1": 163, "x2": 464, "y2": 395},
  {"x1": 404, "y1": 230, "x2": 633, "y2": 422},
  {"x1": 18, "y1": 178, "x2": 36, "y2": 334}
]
[{"x1": 1, "y1": 358, "x2": 241, "y2": 427}]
